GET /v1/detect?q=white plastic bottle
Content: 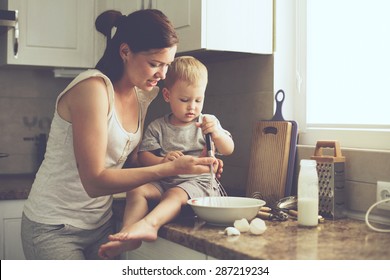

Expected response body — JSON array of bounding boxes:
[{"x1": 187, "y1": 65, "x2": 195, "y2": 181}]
[{"x1": 297, "y1": 159, "x2": 319, "y2": 226}]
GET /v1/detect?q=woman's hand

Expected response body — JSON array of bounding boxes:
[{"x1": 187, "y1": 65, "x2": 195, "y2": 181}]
[
  {"x1": 214, "y1": 157, "x2": 224, "y2": 179},
  {"x1": 172, "y1": 155, "x2": 216, "y2": 175},
  {"x1": 199, "y1": 146, "x2": 224, "y2": 178}
]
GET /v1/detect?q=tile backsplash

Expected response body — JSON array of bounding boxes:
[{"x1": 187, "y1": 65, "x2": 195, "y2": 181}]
[
  {"x1": 0, "y1": 68, "x2": 70, "y2": 174},
  {"x1": 296, "y1": 145, "x2": 390, "y2": 222}
]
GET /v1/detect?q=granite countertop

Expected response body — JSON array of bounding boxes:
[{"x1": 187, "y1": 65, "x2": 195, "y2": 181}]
[
  {"x1": 160, "y1": 217, "x2": 390, "y2": 260},
  {"x1": 112, "y1": 199, "x2": 390, "y2": 260},
  {"x1": 3, "y1": 177, "x2": 389, "y2": 260}
]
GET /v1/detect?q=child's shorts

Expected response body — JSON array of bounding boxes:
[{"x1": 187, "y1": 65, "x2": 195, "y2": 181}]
[{"x1": 151, "y1": 174, "x2": 221, "y2": 198}]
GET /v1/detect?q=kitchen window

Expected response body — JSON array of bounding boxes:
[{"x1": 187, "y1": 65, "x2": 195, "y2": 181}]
[{"x1": 295, "y1": 0, "x2": 390, "y2": 150}]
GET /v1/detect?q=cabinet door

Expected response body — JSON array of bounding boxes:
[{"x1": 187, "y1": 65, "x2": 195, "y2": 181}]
[
  {"x1": 4, "y1": 218, "x2": 25, "y2": 260},
  {"x1": 153, "y1": 0, "x2": 273, "y2": 54},
  {"x1": 0, "y1": 200, "x2": 26, "y2": 260},
  {"x1": 204, "y1": 0, "x2": 273, "y2": 54},
  {"x1": 152, "y1": 0, "x2": 201, "y2": 53},
  {"x1": 1, "y1": 0, "x2": 95, "y2": 68},
  {"x1": 122, "y1": 237, "x2": 207, "y2": 260}
]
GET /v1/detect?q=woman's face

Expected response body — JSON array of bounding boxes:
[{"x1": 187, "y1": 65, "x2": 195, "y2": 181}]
[{"x1": 122, "y1": 45, "x2": 177, "y2": 91}]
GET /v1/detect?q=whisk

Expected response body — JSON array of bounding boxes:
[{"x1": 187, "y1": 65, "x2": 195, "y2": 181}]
[{"x1": 205, "y1": 133, "x2": 228, "y2": 206}]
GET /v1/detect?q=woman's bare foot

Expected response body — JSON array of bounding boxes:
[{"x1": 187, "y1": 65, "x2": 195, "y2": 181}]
[{"x1": 98, "y1": 239, "x2": 142, "y2": 259}]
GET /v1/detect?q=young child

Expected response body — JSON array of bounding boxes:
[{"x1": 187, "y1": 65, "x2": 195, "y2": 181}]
[{"x1": 98, "y1": 56, "x2": 234, "y2": 259}]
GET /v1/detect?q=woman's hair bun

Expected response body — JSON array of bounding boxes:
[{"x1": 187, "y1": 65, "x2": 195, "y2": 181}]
[
  {"x1": 95, "y1": 10, "x2": 123, "y2": 38},
  {"x1": 114, "y1": 15, "x2": 127, "y2": 28}
]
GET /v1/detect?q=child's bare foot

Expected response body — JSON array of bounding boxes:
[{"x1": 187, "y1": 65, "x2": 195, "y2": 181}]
[
  {"x1": 109, "y1": 219, "x2": 159, "y2": 242},
  {"x1": 98, "y1": 239, "x2": 142, "y2": 260},
  {"x1": 98, "y1": 219, "x2": 159, "y2": 259}
]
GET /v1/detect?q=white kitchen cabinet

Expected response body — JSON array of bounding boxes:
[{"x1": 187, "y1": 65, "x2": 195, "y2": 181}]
[
  {"x1": 95, "y1": 0, "x2": 273, "y2": 58},
  {"x1": 153, "y1": 0, "x2": 273, "y2": 54},
  {"x1": 94, "y1": 0, "x2": 143, "y2": 21},
  {"x1": 0, "y1": 0, "x2": 95, "y2": 68},
  {"x1": 121, "y1": 237, "x2": 208, "y2": 260},
  {"x1": 0, "y1": 199, "x2": 26, "y2": 260}
]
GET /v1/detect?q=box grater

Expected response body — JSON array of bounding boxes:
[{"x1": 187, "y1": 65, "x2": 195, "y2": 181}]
[{"x1": 311, "y1": 141, "x2": 346, "y2": 219}]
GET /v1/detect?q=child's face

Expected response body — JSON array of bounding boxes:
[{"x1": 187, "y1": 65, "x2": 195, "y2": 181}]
[{"x1": 163, "y1": 79, "x2": 206, "y2": 126}]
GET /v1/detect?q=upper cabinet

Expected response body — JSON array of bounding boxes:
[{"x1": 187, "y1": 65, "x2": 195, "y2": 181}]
[
  {"x1": 0, "y1": 0, "x2": 95, "y2": 68},
  {"x1": 1, "y1": 0, "x2": 272, "y2": 69},
  {"x1": 95, "y1": 0, "x2": 273, "y2": 64},
  {"x1": 153, "y1": 0, "x2": 273, "y2": 54}
]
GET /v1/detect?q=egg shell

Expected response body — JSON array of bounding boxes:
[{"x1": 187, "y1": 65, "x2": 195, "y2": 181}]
[
  {"x1": 249, "y1": 218, "x2": 267, "y2": 235},
  {"x1": 233, "y1": 218, "x2": 250, "y2": 232},
  {"x1": 224, "y1": 227, "x2": 241, "y2": 236}
]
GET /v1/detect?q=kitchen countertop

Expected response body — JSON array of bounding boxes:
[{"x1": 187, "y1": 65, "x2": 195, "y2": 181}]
[
  {"x1": 112, "y1": 199, "x2": 390, "y2": 260},
  {"x1": 162, "y1": 218, "x2": 390, "y2": 260},
  {"x1": 2, "y1": 176, "x2": 389, "y2": 260}
]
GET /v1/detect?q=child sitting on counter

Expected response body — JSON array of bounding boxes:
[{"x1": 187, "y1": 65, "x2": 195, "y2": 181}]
[{"x1": 98, "y1": 56, "x2": 234, "y2": 259}]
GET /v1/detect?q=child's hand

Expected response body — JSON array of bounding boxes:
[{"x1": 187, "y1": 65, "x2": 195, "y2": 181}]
[
  {"x1": 163, "y1": 151, "x2": 184, "y2": 162},
  {"x1": 197, "y1": 114, "x2": 222, "y2": 139},
  {"x1": 198, "y1": 114, "x2": 234, "y2": 157}
]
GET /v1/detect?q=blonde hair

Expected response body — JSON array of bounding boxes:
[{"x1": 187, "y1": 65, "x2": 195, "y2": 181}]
[{"x1": 164, "y1": 56, "x2": 208, "y2": 89}]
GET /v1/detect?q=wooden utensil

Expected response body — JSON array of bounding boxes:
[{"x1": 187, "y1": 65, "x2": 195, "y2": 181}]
[
  {"x1": 270, "y1": 90, "x2": 298, "y2": 197},
  {"x1": 246, "y1": 90, "x2": 297, "y2": 205},
  {"x1": 246, "y1": 120, "x2": 292, "y2": 204}
]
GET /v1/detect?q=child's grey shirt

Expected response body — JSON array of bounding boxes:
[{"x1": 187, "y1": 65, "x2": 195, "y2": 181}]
[
  {"x1": 139, "y1": 113, "x2": 230, "y2": 183},
  {"x1": 139, "y1": 113, "x2": 229, "y2": 157}
]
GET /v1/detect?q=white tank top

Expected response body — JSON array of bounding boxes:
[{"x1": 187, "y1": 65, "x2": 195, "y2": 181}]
[{"x1": 23, "y1": 69, "x2": 158, "y2": 229}]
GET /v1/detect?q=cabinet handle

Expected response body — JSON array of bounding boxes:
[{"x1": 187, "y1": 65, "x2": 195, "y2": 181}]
[{"x1": 13, "y1": 10, "x2": 19, "y2": 58}]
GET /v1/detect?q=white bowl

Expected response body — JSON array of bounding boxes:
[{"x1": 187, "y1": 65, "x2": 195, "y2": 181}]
[{"x1": 187, "y1": 196, "x2": 266, "y2": 226}]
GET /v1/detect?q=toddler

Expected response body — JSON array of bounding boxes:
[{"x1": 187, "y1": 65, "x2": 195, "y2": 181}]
[{"x1": 98, "y1": 56, "x2": 234, "y2": 259}]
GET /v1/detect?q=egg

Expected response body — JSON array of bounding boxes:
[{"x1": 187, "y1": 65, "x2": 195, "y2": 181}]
[
  {"x1": 249, "y1": 218, "x2": 267, "y2": 235},
  {"x1": 233, "y1": 218, "x2": 250, "y2": 232},
  {"x1": 224, "y1": 227, "x2": 241, "y2": 236}
]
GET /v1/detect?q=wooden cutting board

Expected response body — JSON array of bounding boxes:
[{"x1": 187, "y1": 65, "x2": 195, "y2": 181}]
[
  {"x1": 269, "y1": 89, "x2": 298, "y2": 197},
  {"x1": 246, "y1": 120, "x2": 292, "y2": 205}
]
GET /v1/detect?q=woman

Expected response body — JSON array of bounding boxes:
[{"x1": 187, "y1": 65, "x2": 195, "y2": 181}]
[{"x1": 21, "y1": 9, "x2": 217, "y2": 260}]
